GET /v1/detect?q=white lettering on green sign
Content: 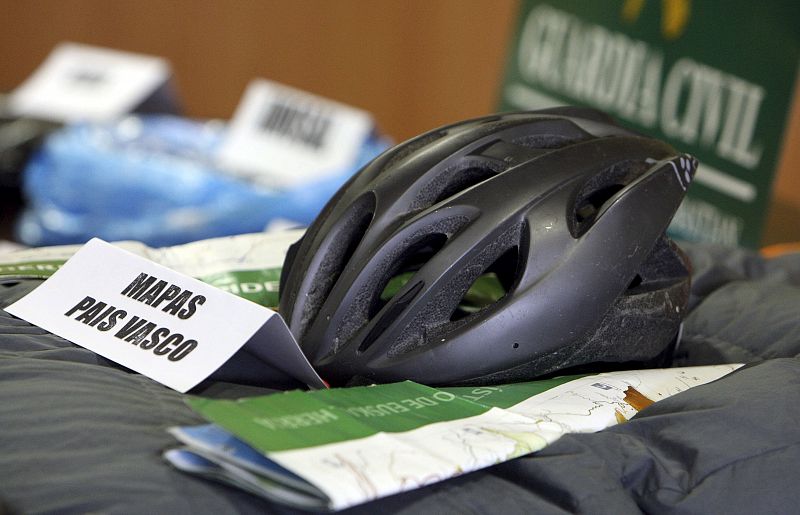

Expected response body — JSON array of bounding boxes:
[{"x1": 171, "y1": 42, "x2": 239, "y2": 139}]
[
  {"x1": 516, "y1": 4, "x2": 764, "y2": 171},
  {"x1": 254, "y1": 408, "x2": 339, "y2": 431}
]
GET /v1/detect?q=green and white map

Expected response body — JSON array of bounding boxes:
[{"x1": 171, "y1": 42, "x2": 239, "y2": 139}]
[{"x1": 172, "y1": 364, "x2": 741, "y2": 510}]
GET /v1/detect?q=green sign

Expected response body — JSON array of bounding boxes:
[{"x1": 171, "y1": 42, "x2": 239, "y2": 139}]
[
  {"x1": 499, "y1": 0, "x2": 799, "y2": 247},
  {"x1": 0, "y1": 260, "x2": 63, "y2": 278}
]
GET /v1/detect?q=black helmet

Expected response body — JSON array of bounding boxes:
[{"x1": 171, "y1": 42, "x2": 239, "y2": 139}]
[{"x1": 279, "y1": 107, "x2": 696, "y2": 386}]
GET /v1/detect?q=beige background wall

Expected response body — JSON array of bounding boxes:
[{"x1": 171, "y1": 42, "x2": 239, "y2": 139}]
[
  {"x1": 0, "y1": 0, "x2": 518, "y2": 142},
  {"x1": 1, "y1": 1, "x2": 796, "y2": 245}
]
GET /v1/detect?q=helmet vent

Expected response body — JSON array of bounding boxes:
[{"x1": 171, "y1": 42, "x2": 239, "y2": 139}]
[
  {"x1": 569, "y1": 160, "x2": 650, "y2": 236},
  {"x1": 297, "y1": 193, "x2": 375, "y2": 338},
  {"x1": 433, "y1": 166, "x2": 499, "y2": 204},
  {"x1": 509, "y1": 117, "x2": 592, "y2": 149},
  {"x1": 335, "y1": 216, "x2": 470, "y2": 353},
  {"x1": 627, "y1": 274, "x2": 643, "y2": 291},
  {"x1": 573, "y1": 183, "x2": 625, "y2": 233},
  {"x1": 388, "y1": 221, "x2": 525, "y2": 358},
  {"x1": 375, "y1": 233, "x2": 449, "y2": 313},
  {"x1": 412, "y1": 159, "x2": 504, "y2": 212},
  {"x1": 511, "y1": 133, "x2": 584, "y2": 149},
  {"x1": 359, "y1": 280, "x2": 425, "y2": 353},
  {"x1": 624, "y1": 237, "x2": 691, "y2": 295},
  {"x1": 449, "y1": 245, "x2": 519, "y2": 322}
]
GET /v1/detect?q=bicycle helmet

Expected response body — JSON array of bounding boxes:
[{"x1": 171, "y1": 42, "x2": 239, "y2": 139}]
[{"x1": 279, "y1": 107, "x2": 696, "y2": 386}]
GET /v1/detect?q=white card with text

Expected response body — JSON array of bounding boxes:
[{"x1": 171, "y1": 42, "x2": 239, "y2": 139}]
[
  {"x1": 8, "y1": 42, "x2": 171, "y2": 122},
  {"x1": 6, "y1": 238, "x2": 323, "y2": 392},
  {"x1": 216, "y1": 79, "x2": 374, "y2": 188}
]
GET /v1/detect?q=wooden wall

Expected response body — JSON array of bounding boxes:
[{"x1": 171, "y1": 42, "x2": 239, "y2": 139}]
[
  {"x1": 0, "y1": 0, "x2": 518, "y2": 142},
  {"x1": 764, "y1": 80, "x2": 800, "y2": 246}
]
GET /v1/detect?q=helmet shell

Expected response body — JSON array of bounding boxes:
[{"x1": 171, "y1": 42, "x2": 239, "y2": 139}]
[{"x1": 279, "y1": 107, "x2": 696, "y2": 386}]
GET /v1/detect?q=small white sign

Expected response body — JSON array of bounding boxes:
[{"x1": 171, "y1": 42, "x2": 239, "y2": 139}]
[
  {"x1": 6, "y1": 238, "x2": 324, "y2": 392},
  {"x1": 217, "y1": 79, "x2": 374, "y2": 188},
  {"x1": 8, "y1": 42, "x2": 171, "y2": 123}
]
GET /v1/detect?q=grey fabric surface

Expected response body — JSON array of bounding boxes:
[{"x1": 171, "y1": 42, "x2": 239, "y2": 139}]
[
  {"x1": 1, "y1": 243, "x2": 799, "y2": 514},
  {"x1": 0, "y1": 296, "x2": 280, "y2": 514}
]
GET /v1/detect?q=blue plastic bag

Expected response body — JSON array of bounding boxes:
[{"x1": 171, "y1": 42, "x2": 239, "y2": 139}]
[{"x1": 17, "y1": 115, "x2": 388, "y2": 247}]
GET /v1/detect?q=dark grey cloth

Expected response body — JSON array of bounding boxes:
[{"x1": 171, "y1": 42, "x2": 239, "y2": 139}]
[
  {"x1": 677, "y1": 243, "x2": 800, "y2": 366},
  {"x1": 1, "y1": 243, "x2": 799, "y2": 514},
  {"x1": 0, "y1": 286, "x2": 278, "y2": 514}
]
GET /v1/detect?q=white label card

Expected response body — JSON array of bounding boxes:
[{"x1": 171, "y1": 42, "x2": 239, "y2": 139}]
[
  {"x1": 6, "y1": 238, "x2": 325, "y2": 392},
  {"x1": 8, "y1": 42, "x2": 171, "y2": 123},
  {"x1": 216, "y1": 79, "x2": 374, "y2": 188}
]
